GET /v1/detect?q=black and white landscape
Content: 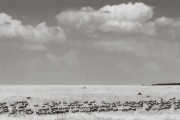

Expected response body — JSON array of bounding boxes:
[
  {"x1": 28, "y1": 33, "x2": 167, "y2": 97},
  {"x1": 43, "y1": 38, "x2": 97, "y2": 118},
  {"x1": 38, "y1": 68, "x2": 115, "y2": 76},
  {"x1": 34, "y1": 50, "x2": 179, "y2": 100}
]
[{"x1": 0, "y1": 0, "x2": 180, "y2": 119}]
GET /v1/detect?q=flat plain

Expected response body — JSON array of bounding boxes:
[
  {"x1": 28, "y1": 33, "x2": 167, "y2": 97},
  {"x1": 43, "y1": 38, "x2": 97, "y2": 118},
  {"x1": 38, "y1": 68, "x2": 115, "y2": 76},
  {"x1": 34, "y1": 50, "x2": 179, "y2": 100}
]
[{"x1": 0, "y1": 85, "x2": 180, "y2": 120}]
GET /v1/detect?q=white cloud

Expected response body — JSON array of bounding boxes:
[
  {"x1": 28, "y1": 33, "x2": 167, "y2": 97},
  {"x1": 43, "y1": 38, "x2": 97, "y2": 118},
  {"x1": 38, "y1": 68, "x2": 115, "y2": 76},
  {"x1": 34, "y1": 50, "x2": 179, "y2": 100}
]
[
  {"x1": 56, "y1": 2, "x2": 180, "y2": 40},
  {"x1": 99, "y1": 3, "x2": 153, "y2": 22},
  {"x1": 0, "y1": 13, "x2": 66, "y2": 43},
  {"x1": 155, "y1": 17, "x2": 180, "y2": 39},
  {"x1": 99, "y1": 21, "x2": 155, "y2": 35},
  {"x1": 56, "y1": 2, "x2": 155, "y2": 35}
]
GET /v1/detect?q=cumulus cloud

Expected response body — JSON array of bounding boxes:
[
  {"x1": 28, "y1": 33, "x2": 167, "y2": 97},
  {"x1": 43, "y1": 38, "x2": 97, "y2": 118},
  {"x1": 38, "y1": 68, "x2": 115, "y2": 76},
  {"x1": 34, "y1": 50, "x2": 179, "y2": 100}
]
[
  {"x1": 56, "y1": 2, "x2": 180, "y2": 40},
  {"x1": 99, "y1": 3, "x2": 153, "y2": 22},
  {"x1": 56, "y1": 2, "x2": 155, "y2": 35},
  {"x1": 0, "y1": 13, "x2": 66, "y2": 43},
  {"x1": 155, "y1": 17, "x2": 180, "y2": 39}
]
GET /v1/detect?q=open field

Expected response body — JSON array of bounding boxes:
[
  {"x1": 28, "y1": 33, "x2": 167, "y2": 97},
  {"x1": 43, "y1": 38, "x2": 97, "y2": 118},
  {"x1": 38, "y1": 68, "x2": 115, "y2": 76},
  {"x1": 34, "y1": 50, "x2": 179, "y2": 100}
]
[{"x1": 0, "y1": 85, "x2": 180, "y2": 120}]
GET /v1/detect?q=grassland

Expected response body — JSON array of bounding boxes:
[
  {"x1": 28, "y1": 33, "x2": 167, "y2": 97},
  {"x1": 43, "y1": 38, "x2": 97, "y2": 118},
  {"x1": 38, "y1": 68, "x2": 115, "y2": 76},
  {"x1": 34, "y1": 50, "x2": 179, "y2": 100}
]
[{"x1": 0, "y1": 85, "x2": 180, "y2": 120}]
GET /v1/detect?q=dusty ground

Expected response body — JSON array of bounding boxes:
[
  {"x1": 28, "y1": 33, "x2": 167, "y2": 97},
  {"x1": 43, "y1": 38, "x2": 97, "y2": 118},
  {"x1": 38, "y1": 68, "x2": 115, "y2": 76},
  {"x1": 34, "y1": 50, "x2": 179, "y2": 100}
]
[{"x1": 0, "y1": 85, "x2": 180, "y2": 120}]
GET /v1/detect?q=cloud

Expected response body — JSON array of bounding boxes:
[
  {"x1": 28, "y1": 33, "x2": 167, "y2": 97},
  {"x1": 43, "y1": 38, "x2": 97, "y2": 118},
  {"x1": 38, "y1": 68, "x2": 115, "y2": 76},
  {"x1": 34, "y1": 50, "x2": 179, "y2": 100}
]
[
  {"x1": 99, "y1": 3, "x2": 153, "y2": 22},
  {"x1": 154, "y1": 17, "x2": 180, "y2": 39},
  {"x1": 56, "y1": 2, "x2": 180, "y2": 41},
  {"x1": 0, "y1": 13, "x2": 66, "y2": 43},
  {"x1": 56, "y1": 2, "x2": 155, "y2": 36},
  {"x1": 21, "y1": 44, "x2": 47, "y2": 51}
]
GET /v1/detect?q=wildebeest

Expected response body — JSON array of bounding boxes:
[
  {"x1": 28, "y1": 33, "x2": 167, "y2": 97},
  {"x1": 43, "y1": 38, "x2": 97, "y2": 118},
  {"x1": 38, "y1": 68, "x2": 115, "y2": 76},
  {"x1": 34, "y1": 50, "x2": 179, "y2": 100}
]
[{"x1": 26, "y1": 97, "x2": 31, "y2": 99}]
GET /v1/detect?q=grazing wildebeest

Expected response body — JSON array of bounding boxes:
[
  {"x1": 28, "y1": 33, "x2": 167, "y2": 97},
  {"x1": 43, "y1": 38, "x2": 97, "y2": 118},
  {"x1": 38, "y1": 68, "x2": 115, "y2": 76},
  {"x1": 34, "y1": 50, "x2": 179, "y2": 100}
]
[
  {"x1": 26, "y1": 97, "x2": 31, "y2": 99},
  {"x1": 34, "y1": 104, "x2": 39, "y2": 107}
]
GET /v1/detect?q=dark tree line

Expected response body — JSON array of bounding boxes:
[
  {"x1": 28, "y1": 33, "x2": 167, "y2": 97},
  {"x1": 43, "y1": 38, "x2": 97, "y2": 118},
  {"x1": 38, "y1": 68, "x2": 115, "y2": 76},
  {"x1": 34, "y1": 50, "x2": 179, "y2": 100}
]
[{"x1": 152, "y1": 83, "x2": 180, "y2": 86}]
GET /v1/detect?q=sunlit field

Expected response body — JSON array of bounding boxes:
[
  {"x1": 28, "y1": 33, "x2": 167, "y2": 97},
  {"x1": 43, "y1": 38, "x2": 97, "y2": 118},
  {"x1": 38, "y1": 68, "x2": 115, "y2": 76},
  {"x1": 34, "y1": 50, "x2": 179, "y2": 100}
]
[{"x1": 0, "y1": 85, "x2": 180, "y2": 120}]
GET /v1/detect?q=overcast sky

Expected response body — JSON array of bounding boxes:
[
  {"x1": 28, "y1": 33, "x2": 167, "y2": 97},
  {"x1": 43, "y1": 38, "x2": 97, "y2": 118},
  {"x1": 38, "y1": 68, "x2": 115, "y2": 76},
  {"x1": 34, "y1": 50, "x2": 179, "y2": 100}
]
[{"x1": 0, "y1": 0, "x2": 180, "y2": 85}]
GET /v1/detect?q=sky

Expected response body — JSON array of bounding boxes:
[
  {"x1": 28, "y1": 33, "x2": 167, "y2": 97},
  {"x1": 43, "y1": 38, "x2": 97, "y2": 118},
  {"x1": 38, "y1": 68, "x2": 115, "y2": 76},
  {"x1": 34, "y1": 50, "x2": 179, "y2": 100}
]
[{"x1": 0, "y1": 0, "x2": 180, "y2": 85}]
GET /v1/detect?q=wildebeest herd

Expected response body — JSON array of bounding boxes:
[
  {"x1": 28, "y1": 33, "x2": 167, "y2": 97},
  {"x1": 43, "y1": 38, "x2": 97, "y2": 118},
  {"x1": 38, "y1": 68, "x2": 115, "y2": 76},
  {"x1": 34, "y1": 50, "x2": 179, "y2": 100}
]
[{"x1": 1, "y1": 94, "x2": 180, "y2": 117}]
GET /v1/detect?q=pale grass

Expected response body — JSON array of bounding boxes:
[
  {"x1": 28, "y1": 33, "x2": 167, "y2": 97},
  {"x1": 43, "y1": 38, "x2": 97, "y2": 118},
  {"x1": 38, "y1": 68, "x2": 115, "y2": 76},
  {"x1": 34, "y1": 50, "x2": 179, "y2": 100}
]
[
  {"x1": 0, "y1": 113, "x2": 179, "y2": 120},
  {"x1": 0, "y1": 85, "x2": 180, "y2": 120}
]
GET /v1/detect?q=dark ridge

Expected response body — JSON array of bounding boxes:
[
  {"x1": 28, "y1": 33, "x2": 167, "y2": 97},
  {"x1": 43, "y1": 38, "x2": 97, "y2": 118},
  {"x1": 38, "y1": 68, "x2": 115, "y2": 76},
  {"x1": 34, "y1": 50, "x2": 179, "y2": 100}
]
[{"x1": 152, "y1": 83, "x2": 180, "y2": 86}]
